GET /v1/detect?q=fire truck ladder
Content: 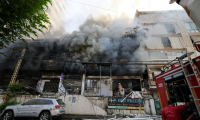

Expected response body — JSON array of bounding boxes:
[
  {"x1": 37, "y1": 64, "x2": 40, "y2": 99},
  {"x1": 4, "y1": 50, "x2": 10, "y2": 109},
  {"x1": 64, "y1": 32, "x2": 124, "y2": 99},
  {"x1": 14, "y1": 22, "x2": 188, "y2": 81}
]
[
  {"x1": 6, "y1": 49, "x2": 26, "y2": 93},
  {"x1": 178, "y1": 52, "x2": 200, "y2": 115}
]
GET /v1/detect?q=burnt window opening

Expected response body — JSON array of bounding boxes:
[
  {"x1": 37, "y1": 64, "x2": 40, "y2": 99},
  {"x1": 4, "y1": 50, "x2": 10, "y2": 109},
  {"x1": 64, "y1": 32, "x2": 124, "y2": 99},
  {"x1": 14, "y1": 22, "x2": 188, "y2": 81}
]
[
  {"x1": 164, "y1": 24, "x2": 176, "y2": 33},
  {"x1": 85, "y1": 79, "x2": 97, "y2": 92},
  {"x1": 64, "y1": 79, "x2": 82, "y2": 95},
  {"x1": 161, "y1": 37, "x2": 171, "y2": 47},
  {"x1": 43, "y1": 80, "x2": 59, "y2": 93}
]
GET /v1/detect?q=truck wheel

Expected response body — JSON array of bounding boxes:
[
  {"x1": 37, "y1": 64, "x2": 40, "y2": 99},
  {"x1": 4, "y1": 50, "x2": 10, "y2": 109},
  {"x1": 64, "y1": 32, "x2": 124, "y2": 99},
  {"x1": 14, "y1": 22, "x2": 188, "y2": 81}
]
[
  {"x1": 39, "y1": 111, "x2": 50, "y2": 120},
  {"x1": 2, "y1": 111, "x2": 13, "y2": 120}
]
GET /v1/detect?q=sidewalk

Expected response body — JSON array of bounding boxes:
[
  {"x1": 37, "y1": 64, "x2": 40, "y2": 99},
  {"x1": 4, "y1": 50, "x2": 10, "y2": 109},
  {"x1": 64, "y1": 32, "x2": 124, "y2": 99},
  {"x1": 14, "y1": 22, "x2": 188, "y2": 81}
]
[
  {"x1": 60, "y1": 115, "x2": 104, "y2": 119},
  {"x1": 0, "y1": 114, "x2": 105, "y2": 120}
]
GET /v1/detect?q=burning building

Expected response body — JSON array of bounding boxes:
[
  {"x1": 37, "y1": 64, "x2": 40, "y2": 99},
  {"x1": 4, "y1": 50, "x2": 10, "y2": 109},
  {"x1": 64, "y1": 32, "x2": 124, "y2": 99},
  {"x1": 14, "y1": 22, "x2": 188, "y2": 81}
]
[{"x1": 0, "y1": 15, "x2": 161, "y2": 115}]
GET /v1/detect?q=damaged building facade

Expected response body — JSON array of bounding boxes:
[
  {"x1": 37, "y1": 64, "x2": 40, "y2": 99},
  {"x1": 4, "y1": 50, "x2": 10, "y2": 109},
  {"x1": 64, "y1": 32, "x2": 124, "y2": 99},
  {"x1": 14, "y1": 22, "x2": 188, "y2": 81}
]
[
  {"x1": 0, "y1": 44, "x2": 146, "y2": 115},
  {"x1": 0, "y1": 10, "x2": 200, "y2": 116}
]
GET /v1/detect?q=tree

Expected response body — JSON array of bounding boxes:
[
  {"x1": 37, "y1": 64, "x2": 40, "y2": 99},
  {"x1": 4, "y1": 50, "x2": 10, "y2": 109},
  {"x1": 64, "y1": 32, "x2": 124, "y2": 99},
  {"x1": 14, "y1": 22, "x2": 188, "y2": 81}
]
[{"x1": 0, "y1": 0, "x2": 52, "y2": 55}]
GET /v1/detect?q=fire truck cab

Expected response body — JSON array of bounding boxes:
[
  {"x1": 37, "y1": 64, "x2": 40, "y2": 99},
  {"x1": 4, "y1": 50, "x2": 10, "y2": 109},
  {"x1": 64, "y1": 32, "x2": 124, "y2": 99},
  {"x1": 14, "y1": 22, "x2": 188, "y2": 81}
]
[{"x1": 155, "y1": 52, "x2": 200, "y2": 119}]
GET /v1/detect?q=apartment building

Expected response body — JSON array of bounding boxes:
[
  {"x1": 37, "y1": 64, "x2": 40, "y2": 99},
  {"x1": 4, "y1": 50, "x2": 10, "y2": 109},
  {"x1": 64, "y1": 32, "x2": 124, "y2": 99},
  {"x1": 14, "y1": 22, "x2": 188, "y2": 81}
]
[{"x1": 37, "y1": 0, "x2": 67, "y2": 37}]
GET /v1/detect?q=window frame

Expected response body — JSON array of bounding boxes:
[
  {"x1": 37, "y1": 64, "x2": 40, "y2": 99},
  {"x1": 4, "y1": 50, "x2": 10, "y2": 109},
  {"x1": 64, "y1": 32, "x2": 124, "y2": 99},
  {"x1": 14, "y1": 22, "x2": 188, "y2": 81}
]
[
  {"x1": 164, "y1": 24, "x2": 176, "y2": 33},
  {"x1": 161, "y1": 37, "x2": 172, "y2": 48},
  {"x1": 184, "y1": 22, "x2": 199, "y2": 33}
]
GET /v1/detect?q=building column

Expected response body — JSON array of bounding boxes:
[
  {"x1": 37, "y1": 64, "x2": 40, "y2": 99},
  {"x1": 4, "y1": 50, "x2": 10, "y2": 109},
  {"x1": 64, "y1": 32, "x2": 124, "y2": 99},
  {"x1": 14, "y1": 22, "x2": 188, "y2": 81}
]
[{"x1": 81, "y1": 73, "x2": 85, "y2": 96}]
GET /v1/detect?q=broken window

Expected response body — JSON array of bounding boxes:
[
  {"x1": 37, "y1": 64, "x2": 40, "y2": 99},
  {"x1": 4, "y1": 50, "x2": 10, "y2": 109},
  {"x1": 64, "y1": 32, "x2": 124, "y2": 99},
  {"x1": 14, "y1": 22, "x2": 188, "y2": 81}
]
[
  {"x1": 185, "y1": 23, "x2": 199, "y2": 33},
  {"x1": 43, "y1": 80, "x2": 59, "y2": 93},
  {"x1": 164, "y1": 24, "x2": 176, "y2": 33},
  {"x1": 64, "y1": 78, "x2": 82, "y2": 95},
  {"x1": 161, "y1": 37, "x2": 171, "y2": 47},
  {"x1": 85, "y1": 79, "x2": 97, "y2": 91}
]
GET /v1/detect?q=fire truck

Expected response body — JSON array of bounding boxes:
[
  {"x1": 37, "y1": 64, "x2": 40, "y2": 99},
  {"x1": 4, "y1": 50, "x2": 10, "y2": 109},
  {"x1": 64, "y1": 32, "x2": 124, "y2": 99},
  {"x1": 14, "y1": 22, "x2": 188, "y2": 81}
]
[{"x1": 155, "y1": 42, "x2": 200, "y2": 119}]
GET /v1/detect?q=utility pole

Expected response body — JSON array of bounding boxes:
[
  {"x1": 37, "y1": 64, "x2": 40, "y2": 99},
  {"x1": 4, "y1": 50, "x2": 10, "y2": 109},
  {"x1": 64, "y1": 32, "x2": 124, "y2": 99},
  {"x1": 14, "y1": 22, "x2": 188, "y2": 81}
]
[{"x1": 6, "y1": 49, "x2": 26, "y2": 93}]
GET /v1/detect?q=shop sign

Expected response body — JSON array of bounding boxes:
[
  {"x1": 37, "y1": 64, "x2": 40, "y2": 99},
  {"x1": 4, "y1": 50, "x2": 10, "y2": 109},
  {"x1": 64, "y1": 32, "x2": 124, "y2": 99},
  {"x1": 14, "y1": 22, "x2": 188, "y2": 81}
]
[{"x1": 108, "y1": 97, "x2": 143, "y2": 107}]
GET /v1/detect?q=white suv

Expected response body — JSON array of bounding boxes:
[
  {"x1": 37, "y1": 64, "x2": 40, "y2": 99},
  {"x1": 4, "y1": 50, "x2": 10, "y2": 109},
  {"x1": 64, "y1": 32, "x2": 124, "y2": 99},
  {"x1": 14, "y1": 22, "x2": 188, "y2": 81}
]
[{"x1": 1, "y1": 98, "x2": 66, "y2": 120}]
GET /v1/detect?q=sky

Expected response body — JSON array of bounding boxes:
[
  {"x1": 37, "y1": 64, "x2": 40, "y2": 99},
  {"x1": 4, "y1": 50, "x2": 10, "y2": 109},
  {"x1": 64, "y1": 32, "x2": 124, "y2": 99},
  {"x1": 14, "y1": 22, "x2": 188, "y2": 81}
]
[{"x1": 62, "y1": 0, "x2": 183, "y2": 33}]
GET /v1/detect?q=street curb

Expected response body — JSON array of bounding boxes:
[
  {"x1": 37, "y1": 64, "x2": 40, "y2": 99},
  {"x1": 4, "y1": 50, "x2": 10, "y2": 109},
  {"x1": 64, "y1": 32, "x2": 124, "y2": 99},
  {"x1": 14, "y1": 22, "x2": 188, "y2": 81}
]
[{"x1": 60, "y1": 114, "x2": 105, "y2": 119}]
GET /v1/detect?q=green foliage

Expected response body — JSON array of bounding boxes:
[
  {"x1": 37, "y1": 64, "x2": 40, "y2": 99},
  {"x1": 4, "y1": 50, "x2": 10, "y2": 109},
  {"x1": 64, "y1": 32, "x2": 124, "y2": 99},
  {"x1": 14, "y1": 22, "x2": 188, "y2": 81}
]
[
  {"x1": 8, "y1": 84, "x2": 23, "y2": 92},
  {"x1": 0, "y1": 100, "x2": 20, "y2": 113},
  {"x1": 0, "y1": 84, "x2": 24, "y2": 112},
  {"x1": 6, "y1": 84, "x2": 23, "y2": 100},
  {"x1": 0, "y1": 0, "x2": 52, "y2": 55},
  {"x1": 8, "y1": 92, "x2": 17, "y2": 99}
]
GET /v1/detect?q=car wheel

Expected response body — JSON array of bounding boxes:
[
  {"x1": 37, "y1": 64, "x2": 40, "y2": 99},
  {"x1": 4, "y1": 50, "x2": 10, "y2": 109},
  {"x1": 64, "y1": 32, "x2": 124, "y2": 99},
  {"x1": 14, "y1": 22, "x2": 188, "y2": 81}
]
[
  {"x1": 39, "y1": 111, "x2": 50, "y2": 120},
  {"x1": 3, "y1": 111, "x2": 13, "y2": 120}
]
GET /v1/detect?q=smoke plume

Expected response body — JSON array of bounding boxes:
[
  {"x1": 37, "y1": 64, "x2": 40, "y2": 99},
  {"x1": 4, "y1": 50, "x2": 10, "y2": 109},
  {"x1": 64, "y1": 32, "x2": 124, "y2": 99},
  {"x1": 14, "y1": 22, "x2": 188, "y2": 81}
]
[{"x1": 0, "y1": 15, "x2": 149, "y2": 74}]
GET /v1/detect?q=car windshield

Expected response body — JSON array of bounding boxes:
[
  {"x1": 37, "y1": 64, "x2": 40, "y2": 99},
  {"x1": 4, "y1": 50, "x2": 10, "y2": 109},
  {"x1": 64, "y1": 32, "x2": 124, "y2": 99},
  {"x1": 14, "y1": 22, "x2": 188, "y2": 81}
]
[{"x1": 56, "y1": 99, "x2": 65, "y2": 105}]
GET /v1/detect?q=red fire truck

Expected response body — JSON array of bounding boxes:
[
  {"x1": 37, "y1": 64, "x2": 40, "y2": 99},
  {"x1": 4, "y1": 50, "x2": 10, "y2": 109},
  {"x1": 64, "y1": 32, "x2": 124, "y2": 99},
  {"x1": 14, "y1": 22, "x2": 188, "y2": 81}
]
[{"x1": 155, "y1": 42, "x2": 200, "y2": 119}]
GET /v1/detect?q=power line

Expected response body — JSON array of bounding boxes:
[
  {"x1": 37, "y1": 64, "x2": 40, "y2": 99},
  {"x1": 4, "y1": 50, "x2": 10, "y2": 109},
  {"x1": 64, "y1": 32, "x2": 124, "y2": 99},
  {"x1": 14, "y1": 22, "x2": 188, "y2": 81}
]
[
  {"x1": 148, "y1": 0, "x2": 186, "y2": 22},
  {"x1": 67, "y1": 0, "x2": 119, "y2": 13}
]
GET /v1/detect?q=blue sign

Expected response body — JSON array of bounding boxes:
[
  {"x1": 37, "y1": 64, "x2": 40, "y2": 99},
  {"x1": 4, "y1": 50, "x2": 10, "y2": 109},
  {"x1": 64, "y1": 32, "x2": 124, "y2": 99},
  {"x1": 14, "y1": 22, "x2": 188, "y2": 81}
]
[{"x1": 108, "y1": 97, "x2": 143, "y2": 107}]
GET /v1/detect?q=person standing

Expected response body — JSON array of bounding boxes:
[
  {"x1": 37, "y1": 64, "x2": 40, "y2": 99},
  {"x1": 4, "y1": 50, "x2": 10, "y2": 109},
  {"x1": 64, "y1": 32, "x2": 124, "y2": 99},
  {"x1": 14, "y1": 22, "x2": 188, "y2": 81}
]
[
  {"x1": 76, "y1": 88, "x2": 79, "y2": 95},
  {"x1": 162, "y1": 99, "x2": 194, "y2": 120},
  {"x1": 118, "y1": 83, "x2": 122, "y2": 95}
]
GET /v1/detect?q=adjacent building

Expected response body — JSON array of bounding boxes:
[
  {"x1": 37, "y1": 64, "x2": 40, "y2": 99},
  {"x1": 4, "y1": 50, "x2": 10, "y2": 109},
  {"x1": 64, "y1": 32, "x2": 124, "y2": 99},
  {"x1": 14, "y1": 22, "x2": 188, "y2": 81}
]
[{"x1": 37, "y1": 0, "x2": 67, "y2": 38}]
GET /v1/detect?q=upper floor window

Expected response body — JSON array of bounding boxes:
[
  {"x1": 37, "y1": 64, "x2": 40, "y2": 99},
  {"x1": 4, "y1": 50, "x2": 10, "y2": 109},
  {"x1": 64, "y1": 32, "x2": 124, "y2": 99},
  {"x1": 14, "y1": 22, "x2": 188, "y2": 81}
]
[
  {"x1": 161, "y1": 37, "x2": 171, "y2": 47},
  {"x1": 164, "y1": 24, "x2": 176, "y2": 33},
  {"x1": 185, "y1": 23, "x2": 199, "y2": 33},
  {"x1": 63, "y1": 3, "x2": 66, "y2": 10}
]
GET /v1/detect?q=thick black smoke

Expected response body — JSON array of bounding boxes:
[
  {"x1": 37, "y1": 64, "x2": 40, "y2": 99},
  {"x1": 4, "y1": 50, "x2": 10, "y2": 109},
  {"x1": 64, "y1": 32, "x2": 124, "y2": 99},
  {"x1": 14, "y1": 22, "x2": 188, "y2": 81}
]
[{"x1": 0, "y1": 15, "x2": 149, "y2": 74}]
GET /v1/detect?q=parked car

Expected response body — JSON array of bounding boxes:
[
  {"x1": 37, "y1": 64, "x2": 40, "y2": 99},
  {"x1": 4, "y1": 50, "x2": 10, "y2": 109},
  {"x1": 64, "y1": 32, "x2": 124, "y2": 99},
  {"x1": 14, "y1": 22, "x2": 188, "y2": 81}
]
[{"x1": 1, "y1": 98, "x2": 66, "y2": 120}]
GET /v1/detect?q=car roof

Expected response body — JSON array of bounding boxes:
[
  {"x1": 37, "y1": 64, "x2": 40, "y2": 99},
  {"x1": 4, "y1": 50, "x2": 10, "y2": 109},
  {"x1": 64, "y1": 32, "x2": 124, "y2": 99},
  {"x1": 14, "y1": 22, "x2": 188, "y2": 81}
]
[{"x1": 32, "y1": 98, "x2": 58, "y2": 100}]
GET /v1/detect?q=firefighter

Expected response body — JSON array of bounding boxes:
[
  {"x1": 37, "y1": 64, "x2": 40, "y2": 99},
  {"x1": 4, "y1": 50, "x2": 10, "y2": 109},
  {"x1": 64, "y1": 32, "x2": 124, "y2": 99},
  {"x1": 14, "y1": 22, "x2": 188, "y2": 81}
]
[{"x1": 162, "y1": 99, "x2": 194, "y2": 120}]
